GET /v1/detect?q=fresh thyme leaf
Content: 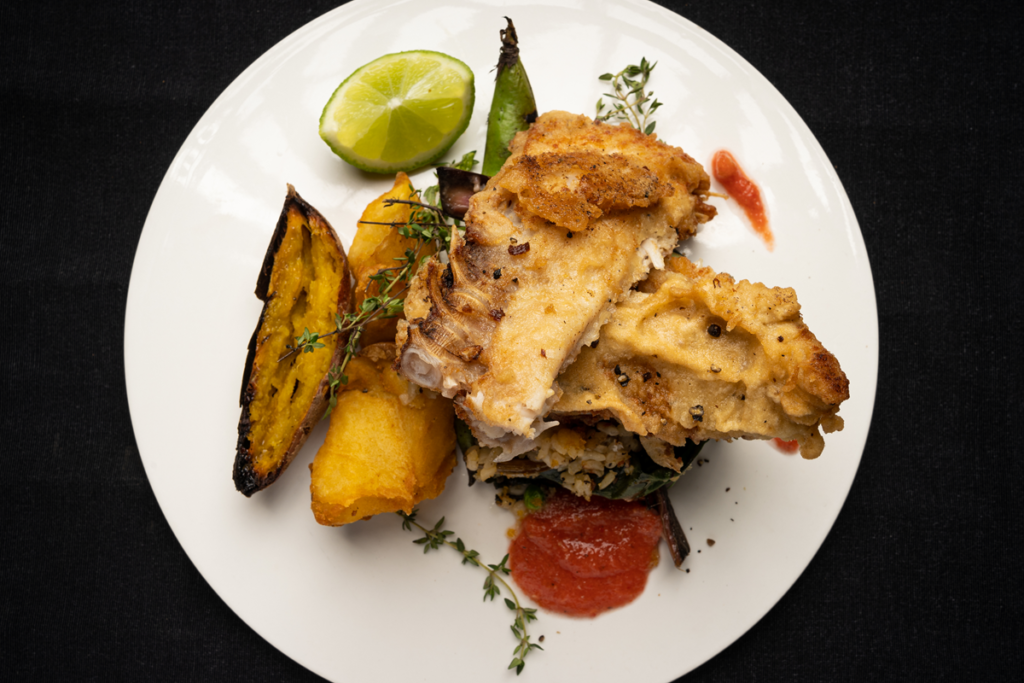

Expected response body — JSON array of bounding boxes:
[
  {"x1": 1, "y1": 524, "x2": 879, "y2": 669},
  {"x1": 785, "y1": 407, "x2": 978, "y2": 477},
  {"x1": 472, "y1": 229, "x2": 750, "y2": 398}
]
[
  {"x1": 595, "y1": 57, "x2": 660, "y2": 133},
  {"x1": 446, "y1": 150, "x2": 478, "y2": 171},
  {"x1": 398, "y1": 510, "x2": 417, "y2": 531},
  {"x1": 397, "y1": 510, "x2": 541, "y2": 674},
  {"x1": 280, "y1": 176, "x2": 461, "y2": 413},
  {"x1": 292, "y1": 327, "x2": 325, "y2": 354}
]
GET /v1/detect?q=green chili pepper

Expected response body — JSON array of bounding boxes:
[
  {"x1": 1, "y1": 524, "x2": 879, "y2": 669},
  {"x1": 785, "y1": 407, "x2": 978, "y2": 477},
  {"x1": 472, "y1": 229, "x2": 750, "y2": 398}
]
[{"x1": 482, "y1": 17, "x2": 538, "y2": 177}]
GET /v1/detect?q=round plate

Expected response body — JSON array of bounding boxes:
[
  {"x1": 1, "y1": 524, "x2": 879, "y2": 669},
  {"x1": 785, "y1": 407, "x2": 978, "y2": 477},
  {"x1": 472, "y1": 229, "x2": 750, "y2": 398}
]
[{"x1": 124, "y1": 1, "x2": 878, "y2": 681}]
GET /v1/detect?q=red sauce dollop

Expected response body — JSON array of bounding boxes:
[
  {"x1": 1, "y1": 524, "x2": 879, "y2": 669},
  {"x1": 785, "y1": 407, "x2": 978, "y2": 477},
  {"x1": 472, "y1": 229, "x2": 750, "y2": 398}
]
[
  {"x1": 509, "y1": 490, "x2": 661, "y2": 618},
  {"x1": 711, "y1": 150, "x2": 773, "y2": 250},
  {"x1": 772, "y1": 438, "x2": 799, "y2": 454}
]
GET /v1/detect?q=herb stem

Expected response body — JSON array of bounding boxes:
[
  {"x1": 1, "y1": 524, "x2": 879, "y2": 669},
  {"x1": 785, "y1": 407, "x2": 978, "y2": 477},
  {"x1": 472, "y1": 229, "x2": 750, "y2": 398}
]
[
  {"x1": 397, "y1": 510, "x2": 542, "y2": 674},
  {"x1": 595, "y1": 57, "x2": 661, "y2": 135},
  {"x1": 382, "y1": 198, "x2": 446, "y2": 216},
  {"x1": 278, "y1": 155, "x2": 475, "y2": 413},
  {"x1": 358, "y1": 219, "x2": 451, "y2": 229}
]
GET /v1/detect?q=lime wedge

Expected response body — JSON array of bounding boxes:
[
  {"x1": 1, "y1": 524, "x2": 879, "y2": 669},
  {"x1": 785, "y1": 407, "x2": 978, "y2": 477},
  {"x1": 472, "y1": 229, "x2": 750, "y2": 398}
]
[{"x1": 319, "y1": 51, "x2": 475, "y2": 174}]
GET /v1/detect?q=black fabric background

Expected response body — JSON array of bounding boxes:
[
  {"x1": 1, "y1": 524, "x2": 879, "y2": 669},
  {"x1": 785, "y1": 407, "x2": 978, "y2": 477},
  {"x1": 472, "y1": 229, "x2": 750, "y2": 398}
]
[{"x1": 2, "y1": 0, "x2": 1021, "y2": 680}]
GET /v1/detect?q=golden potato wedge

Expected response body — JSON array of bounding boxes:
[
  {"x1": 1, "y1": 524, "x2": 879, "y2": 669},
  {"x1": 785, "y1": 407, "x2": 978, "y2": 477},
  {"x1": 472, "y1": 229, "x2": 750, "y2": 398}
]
[
  {"x1": 234, "y1": 185, "x2": 351, "y2": 496},
  {"x1": 310, "y1": 343, "x2": 456, "y2": 525},
  {"x1": 349, "y1": 173, "x2": 436, "y2": 346}
]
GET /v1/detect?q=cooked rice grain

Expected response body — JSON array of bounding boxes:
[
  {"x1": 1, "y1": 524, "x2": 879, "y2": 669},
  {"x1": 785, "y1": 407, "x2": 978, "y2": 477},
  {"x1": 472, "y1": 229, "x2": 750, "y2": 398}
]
[{"x1": 466, "y1": 423, "x2": 638, "y2": 499}]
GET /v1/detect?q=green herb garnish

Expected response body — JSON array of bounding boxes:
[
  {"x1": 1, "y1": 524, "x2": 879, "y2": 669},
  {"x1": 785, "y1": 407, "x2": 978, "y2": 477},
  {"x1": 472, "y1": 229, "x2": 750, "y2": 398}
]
[
  {"x1": 278, "y1": 158, "x2": 472, "y2": 416},
  {"x1": 595, "y1": 57, "x2": 662, "y2": 134},
  {"x1": 398, "y1": 510, "x2": 543, "y2": 674}
]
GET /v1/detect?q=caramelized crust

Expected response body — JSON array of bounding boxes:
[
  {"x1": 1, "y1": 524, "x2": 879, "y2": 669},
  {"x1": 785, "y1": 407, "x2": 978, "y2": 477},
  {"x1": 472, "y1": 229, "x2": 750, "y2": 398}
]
[{"x1": 497, "y1": 151, "x2": 671, "y2": 232}]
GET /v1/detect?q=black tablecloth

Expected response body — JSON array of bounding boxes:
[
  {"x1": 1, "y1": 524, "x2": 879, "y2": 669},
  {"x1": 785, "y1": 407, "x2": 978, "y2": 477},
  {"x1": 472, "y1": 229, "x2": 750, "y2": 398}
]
[{"x1": 3, "y1": 1, "x2": 1021, "y2": 680}]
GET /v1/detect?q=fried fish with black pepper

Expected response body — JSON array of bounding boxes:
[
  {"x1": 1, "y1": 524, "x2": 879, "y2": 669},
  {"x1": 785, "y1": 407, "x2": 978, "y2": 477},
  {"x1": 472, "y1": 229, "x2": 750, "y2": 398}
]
[
  {"x1": 396, "y1": 111, "x2": 715, "y2": 458},
  {"x1": 552, "y1": 255, "x2": 848, "y2": 459}
]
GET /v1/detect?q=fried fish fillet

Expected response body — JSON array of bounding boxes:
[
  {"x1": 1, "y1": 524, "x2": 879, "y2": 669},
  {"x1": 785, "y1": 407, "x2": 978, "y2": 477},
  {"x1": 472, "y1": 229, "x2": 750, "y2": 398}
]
[
  {"x1": 397, "y1": 112, "x2": 714, "y2": 456},
  {"x1": 553, "y1": 255, "x2": 849, "y2": 459}
]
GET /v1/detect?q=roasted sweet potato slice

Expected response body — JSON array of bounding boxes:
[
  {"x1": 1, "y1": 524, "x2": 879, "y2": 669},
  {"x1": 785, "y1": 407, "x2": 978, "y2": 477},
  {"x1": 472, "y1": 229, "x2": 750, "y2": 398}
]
[{"x1": 234, "y1": 185, "x2": 351, "y2": 496}]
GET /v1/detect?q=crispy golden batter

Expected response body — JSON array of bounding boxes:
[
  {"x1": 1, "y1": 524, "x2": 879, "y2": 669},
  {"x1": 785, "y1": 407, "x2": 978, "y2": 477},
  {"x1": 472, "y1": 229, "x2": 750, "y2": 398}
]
[
  {"x1": 496, "y1": 112, "x2": 716, "y2": 237},
  {"x1": 553, "y1": 256, "x2": 849, "y2": 459},
  {"x1": 310, "y1": 344, "x2": 456, "y2": 525},
  {"x1": 497, "y1": 151, "x2": 671, "y2": 232},
  {"x1": 397, "y1": 112, "x2": 714, "y2": 457}
]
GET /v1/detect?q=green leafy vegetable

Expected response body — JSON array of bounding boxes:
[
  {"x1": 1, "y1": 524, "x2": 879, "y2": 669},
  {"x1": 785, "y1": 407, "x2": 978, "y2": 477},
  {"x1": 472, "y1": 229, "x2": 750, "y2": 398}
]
[
  {"x1": 531, "y1": 440, "x2": 705, "y2": 501},
  {"x1": 454, "y1": 417, "x2": 477, "y2": 453},
  {"x1": 523, "y1": 484, "x2": 545, "y2": 511}
]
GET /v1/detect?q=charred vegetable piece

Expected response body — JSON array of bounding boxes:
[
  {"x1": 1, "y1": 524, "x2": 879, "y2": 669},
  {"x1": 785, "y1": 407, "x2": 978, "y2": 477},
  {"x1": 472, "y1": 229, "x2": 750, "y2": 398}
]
[
  {"x1": 481, "y1": 17, "x2": 537, "y2": 176},
  {"x1": 645, "y1": 487, "x2": 691, "y2": 567},
  {"x1": 234, "y1": 185, "x2": 351, "y2": 496},
  {"x1": 437, "y1": 166, "x2": 489, "y2": 220},
  {"x1": 674, "y1": 439, "x2": 705, "y2": 473}
]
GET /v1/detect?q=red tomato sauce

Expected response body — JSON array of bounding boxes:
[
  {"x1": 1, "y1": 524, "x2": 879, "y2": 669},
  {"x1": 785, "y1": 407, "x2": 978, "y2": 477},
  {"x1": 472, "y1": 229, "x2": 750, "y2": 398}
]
[
  {"x1": 711, "y1": 150, "x2": 773, "y2": 250},
  {"x1": 772, "y1": 438, "x2": 799, "y2": 454},
  {"x1": 509, "y1": 490, "x2": 661, "y2": 618}
]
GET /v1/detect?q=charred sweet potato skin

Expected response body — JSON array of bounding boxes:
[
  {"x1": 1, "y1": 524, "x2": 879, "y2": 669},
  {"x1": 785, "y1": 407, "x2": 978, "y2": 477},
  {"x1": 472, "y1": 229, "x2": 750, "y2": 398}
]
[{"x1": 234, "y1": 185, "x2": 351, "y2": 496}]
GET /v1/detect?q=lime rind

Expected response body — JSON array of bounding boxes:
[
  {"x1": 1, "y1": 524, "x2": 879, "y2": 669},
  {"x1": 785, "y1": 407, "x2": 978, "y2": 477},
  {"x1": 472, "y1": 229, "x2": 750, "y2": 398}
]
[{"x1": 319, "y1": 50, "x2": 475, "y2": 174}]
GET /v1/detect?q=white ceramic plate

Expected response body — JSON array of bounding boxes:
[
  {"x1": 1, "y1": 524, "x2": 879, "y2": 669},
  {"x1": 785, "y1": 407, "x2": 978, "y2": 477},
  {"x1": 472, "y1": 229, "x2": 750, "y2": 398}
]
[{"x1": 125, "y1": 1, "x2": 878, "y2": 681}]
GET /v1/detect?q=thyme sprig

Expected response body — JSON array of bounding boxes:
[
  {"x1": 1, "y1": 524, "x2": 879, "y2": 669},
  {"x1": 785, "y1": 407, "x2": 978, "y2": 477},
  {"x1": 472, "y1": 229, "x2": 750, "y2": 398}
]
[
  {"x1": 595, "y1": 57, "x2": 662, "y2": 134},
  {"x1": 398, "y1": 510, "x2": 542, "y2": 675},
  {"x1": 279, "y1": 152, "x2": 476, "y2": 416}
]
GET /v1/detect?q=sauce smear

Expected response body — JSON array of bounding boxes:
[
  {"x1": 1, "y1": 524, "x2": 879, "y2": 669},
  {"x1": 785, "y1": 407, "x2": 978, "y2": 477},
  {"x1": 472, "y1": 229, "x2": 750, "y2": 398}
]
[
  {"x1": 772, "y1": 438, "x2": 799, "y2": 454},
  {"x1": 509, "y1": 490, "x2": 661, "y2": 618},
  {"x1": 711, "y1": 150, "x2": 773, "y2": 250}
]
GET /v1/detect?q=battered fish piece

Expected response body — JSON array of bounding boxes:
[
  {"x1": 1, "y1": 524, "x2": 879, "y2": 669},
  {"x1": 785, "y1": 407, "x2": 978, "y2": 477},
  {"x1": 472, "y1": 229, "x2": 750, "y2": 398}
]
[
  {"x1": 397, "y1": 112, "x2": 714, "y2": 456},
  {"x1": 553, "y1": 256, "x2": 848, "y2": 459}
]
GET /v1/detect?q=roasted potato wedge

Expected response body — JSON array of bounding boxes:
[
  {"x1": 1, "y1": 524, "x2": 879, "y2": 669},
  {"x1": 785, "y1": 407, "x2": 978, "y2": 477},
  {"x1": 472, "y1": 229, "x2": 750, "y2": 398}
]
[
  {"x1": 349, "y1": 172, "x2": 436, "y2": 346},
  {"x1": 234, "y1": 185, "x2": 351, "y2": 496},
  {"x1": 310, "y1": 343, "x2": 456, "y2": 525}
]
